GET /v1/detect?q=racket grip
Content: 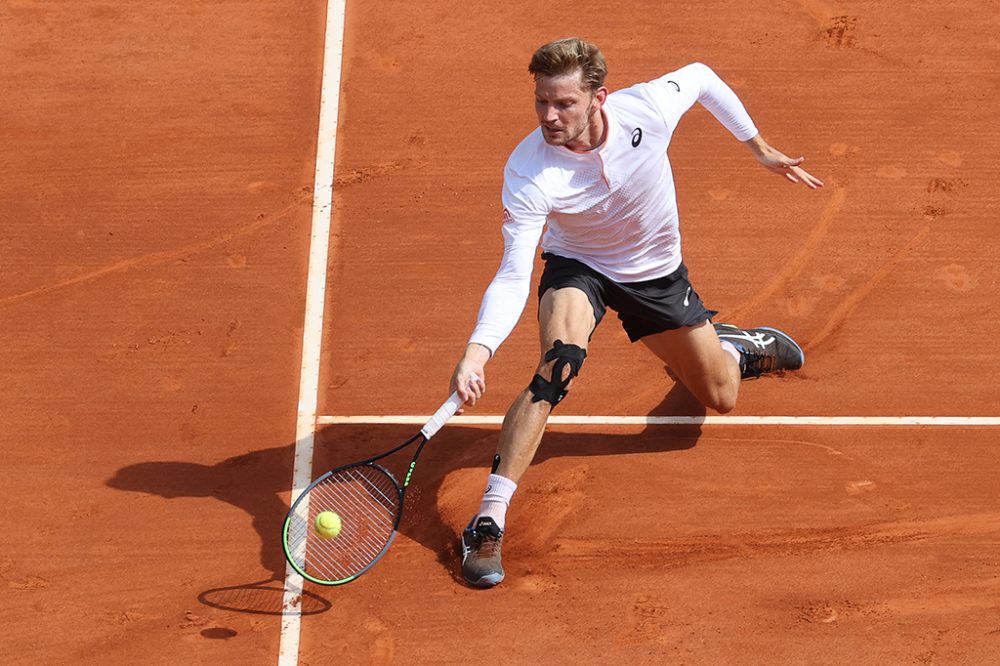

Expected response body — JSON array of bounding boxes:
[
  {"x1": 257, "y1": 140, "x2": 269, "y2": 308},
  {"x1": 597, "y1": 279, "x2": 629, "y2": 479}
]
[{"x1": 420, "y1": 373, "x2": 479, "y2": 439}]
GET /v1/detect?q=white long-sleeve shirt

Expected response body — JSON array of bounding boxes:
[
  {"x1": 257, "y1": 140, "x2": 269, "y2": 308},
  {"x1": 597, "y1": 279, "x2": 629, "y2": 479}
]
[{"x1": 469, "y1": 63, "x2": 759, "y2": 354}]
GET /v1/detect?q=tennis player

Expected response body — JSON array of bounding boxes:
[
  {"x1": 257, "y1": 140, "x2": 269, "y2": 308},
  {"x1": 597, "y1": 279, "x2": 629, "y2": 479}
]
[{"x1": 450, "y1": 37, "x2": 823, "y2": 587}]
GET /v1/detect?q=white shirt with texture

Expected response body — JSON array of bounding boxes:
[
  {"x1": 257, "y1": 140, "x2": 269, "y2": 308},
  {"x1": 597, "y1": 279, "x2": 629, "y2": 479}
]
[{"x1": 469, "y1": 62, "x2": 759, "y2": 354}]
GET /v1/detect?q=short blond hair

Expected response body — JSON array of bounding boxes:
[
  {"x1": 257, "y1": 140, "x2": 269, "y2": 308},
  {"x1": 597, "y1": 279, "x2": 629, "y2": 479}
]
[{"x1": 528, "y1": 37, "x2": 607, "y2": 92}]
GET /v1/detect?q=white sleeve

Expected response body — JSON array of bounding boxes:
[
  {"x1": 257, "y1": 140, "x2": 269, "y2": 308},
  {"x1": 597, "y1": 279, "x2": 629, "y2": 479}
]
[
  {"x1": 467, "y1": 169, "x2": 549, "y2": 355},
  {"x1": 643, "y1": 62, "x2": 758, "y2": 141}
]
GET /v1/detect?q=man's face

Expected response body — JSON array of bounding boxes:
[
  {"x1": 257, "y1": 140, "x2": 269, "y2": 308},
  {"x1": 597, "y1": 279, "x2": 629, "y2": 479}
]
[{"x1": 534, "y1": 70, "x2": 599, "y2": 149}]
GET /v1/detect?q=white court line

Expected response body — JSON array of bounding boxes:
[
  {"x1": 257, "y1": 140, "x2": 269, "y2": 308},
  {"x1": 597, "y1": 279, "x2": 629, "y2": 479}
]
[
  {"x1": 317, "y1": 415, "x2": 1000, "y2": 426},
  {"x1": 278, "y1": 1, "x2": 347, "y2": 665}
]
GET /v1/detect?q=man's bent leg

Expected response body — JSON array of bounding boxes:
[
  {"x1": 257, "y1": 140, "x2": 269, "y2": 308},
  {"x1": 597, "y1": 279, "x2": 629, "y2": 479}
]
[{"x1": 641, "y1": 320, "x2": 741, "y2": 413}]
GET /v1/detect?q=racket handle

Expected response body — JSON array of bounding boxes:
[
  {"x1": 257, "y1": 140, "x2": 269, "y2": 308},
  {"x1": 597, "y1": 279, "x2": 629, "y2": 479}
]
[{"x1": 420, "y1": 373, "x2": 479, "y2": 439}]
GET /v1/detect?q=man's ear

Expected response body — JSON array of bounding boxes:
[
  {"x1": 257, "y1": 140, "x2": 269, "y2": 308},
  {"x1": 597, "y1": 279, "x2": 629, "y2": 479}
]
[{"x1": 592, "y1": 86, "x2": 608, "y2": 112}]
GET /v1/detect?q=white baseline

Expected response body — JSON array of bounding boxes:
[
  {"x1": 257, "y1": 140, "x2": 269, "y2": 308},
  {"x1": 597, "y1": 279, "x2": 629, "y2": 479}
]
[{"x1": 317, "y1": 415, "x2": 1000, "y2": 427}]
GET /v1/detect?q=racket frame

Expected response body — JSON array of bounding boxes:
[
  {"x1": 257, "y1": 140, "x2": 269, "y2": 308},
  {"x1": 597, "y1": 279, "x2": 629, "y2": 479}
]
[{"x1": 282, "y1": 385, "x2": 464, "y2": 586}]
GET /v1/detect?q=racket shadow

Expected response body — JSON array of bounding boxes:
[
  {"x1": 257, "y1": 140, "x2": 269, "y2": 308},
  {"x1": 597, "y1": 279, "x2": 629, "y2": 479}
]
[{"x1": 197, "y1": 576, "x2": 332, "y2": 616}]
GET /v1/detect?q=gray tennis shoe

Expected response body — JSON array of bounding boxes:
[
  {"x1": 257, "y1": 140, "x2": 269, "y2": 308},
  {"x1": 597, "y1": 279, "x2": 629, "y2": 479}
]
[
  {"x1": 714, "y1": 323, "x2": 805, "y2": 379},
  {"x1": 461, "y1": 516, "x2": 505, "y2": 588}
]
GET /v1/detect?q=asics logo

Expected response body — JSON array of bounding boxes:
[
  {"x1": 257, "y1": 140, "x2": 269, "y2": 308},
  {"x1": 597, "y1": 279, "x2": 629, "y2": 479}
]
[
  {"x1": 667, "y1": 80, "x2": 680, "y2": 92},
  {"x1": 717, "y1": 330, "x2": 775, "y2": 348},
  {"x1": 683, "y1": 287, "x2": 692, "y2": 307},
  {"x1": 631, "y1": 128, "x2": 643, "y2": 147}
]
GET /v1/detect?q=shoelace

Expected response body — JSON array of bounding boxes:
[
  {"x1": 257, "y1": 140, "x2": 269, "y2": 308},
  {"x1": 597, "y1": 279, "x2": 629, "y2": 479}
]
[
  {"x1": 741, "y1": 348, "x2": 776, "y2": 377},
  {"x1": 472, "y1": 531, "x2": 503, "y2": 559}
]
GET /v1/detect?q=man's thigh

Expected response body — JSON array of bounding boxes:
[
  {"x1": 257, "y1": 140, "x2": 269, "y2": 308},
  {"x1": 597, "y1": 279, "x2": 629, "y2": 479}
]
[
  {"x1": 640, "y1": 320, "x2": 733, "y2": 390},
  {"x1": 538, "y1": 287, "x2": 597, "y2": 351}
]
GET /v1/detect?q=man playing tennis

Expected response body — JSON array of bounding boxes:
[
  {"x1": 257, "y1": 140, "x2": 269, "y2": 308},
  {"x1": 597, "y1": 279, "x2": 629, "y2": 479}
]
[{"x1": 450, "y1": 37, "x2": 823, "y2": 588}]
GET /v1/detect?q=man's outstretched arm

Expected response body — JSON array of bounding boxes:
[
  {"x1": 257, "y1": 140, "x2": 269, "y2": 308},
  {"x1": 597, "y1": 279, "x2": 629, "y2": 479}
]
[
  {"x1": 648, "y1": 63, "x2": 824, "y2": 190},
  {"x1": 743, "y1": 133, "x2": 824, "y2": 189}
]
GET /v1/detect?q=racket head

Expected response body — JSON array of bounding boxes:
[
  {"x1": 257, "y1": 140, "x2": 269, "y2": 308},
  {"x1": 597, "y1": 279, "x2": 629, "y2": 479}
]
[{"x1": 283, "y1": 462, "x2": 404, "y2": 585}]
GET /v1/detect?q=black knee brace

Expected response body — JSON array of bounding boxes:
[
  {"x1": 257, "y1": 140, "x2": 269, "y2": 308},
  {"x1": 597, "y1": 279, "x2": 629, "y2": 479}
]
[{"x1": 528, "y1": 339, "x2": 587, "y2": 407}]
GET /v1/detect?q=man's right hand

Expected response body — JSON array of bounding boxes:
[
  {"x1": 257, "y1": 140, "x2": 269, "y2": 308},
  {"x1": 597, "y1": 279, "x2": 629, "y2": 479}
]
[{"x1": 451, "y1": 343, "x2": 491, "y2": 408}]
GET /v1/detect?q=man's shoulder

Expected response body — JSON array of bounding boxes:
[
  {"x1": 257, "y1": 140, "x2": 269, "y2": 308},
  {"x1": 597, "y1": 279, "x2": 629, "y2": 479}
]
[
  {"x1": 606, "y1": 81, "x2": 669, "y2": 124},
  {"x1": 504, "y1": 128, "x2": 556, "y2": 181},
  {"x1": 611, "y1": 63, "x2": 706, "y2": 101},
  {"x1": 501, "y1": 129, "x2": 554, "y2": 211},
  {"x1": 607, "y1": 83, "x2": 652, "y2": 108},
  {"x1": 506, "y1": 127, "x2": 545, "y2": 164}
]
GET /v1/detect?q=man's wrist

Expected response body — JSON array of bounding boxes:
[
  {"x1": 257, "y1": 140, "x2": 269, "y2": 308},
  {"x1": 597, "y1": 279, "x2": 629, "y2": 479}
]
[
  {"x1": 465, "y1": 342, "x2": 493, "y2": 362},
  {"x1": 744, "y1": 133, "x2": 767, "y2": 153}
]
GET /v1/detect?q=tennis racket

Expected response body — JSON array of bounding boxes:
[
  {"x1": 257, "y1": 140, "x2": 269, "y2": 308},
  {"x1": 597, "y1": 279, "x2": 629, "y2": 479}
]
[{"x1": 282, "y1": 380, "x2": 473, "y2": 586}]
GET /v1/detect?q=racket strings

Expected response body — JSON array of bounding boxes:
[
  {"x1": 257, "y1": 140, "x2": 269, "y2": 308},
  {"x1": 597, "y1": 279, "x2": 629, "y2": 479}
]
[{"x1": 286, "y1": 465, "x2": 402, "y2": 583}]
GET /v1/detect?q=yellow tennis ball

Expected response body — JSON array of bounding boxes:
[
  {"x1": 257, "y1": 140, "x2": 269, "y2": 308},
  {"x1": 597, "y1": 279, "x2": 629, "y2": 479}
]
[{"x1": 314, "y1": 511, "x2": 342, "y2": 538}]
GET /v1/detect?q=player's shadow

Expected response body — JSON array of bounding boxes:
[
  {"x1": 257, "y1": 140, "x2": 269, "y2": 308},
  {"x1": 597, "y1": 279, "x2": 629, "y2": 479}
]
[
  {"x1": 105, "y1": 379, "x2": 705, "y2": 608},
  {"x1": 104, "y1": 439, "x2": 321, "y2": 615}
]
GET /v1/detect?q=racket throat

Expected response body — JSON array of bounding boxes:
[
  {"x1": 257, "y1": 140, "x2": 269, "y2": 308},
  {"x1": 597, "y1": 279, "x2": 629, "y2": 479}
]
[{"x1": 403, "y1": 460, "x2": 417, "y2": 487}]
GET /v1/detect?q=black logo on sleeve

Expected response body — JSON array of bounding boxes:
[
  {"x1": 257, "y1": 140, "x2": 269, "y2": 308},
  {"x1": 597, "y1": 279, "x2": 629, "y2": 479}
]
[
  {"x1": 631, "y1": 127, "x2": 643, "y2": 147},
  {"x1": 668, "y1": 80, "x2": 680, "y2": 92}
]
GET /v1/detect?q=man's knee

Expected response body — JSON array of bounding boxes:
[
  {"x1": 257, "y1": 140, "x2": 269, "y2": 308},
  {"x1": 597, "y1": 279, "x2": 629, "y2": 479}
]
[
  {"x1": 704, "y1": 380, "x2": 738, "y2": 414},
  {"x1": 528, "y1": 339, "x2": 587, "y2": 408}
]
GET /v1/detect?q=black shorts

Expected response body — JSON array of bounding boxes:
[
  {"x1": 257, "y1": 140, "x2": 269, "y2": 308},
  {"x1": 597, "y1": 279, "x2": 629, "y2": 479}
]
[{"x1": 536, "y1": 253, "x2": 717, "y2": 342}]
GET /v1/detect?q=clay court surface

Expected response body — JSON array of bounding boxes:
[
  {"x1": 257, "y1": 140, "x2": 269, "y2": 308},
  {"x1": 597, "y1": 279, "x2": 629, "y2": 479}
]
[{"x1": 3, "y1": 0, "x2": 999, "y2": 663}]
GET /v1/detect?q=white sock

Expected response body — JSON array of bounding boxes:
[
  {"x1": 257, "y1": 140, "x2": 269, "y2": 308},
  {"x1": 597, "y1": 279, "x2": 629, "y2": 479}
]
[
  {"x1": 477, "y1": 473, "x2": 518, "y2": 529},
  {"x1": 720, "y1": 340, "x2": 742, "y2": 367}
]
